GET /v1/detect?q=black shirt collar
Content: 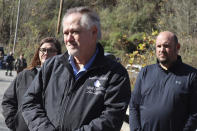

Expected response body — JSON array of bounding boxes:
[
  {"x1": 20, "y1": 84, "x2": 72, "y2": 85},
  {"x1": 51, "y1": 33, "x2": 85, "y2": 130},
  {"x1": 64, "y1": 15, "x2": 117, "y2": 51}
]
[{"x1": 157, "y1": 55, "x2": 182, "y2": 72}]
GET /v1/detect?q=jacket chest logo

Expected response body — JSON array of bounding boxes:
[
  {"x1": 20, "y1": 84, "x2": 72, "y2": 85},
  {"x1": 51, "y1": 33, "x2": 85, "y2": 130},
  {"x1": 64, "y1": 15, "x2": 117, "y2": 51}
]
[
  {"x1": 94, "y1": 80, "x2": 101, "y2": 88},
  {"x1": 86, "y1": 79, "x2": 105, "y2": 95},
  {"x1": 175, "y1": 80, "x2": 182, "y2": 85}
]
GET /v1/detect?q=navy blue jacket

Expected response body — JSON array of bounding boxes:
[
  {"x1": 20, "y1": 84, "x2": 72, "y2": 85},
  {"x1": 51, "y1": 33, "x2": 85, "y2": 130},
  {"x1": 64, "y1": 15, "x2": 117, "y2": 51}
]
[
  {"x1": 129, "y1": 56, "x2": 197, "y2": 131},
  {"x1": 22, "y1": 44, "x2": 131, "y2": 131}
]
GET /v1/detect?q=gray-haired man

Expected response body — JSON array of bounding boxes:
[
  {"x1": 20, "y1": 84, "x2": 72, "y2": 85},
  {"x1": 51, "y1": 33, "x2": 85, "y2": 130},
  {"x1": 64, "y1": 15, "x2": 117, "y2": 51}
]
[{"x1": 22, "y1": 6, "x2": 131, "y2": 131}]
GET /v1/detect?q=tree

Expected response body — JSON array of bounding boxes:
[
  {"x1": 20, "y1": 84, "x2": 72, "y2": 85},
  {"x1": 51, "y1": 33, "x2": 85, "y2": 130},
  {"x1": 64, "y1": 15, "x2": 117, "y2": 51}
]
[
  {"x1": 158, "y1": 0, "x2": 197, "y2": 37},
  {"x1": 0, "y1": 0, "x2": 16, "y2": 46}
]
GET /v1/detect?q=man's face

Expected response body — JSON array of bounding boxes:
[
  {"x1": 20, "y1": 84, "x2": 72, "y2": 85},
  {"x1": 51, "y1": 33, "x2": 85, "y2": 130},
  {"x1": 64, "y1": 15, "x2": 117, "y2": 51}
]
[
  {"x1": 156, "y1": 32, "x2": 179, "y2": 67},
  {"x1": 62, "y1": 13, "x2": 97, "y2": 58},
  {"x1": 20, "y1": 55, "x2": 24, "y2": 59}
]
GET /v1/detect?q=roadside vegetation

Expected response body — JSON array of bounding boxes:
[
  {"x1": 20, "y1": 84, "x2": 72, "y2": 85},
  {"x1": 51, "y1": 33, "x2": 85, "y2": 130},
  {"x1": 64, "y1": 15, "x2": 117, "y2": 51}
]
[{"x1": 1, "y1": 0, "x2": 197, "y2": 88}]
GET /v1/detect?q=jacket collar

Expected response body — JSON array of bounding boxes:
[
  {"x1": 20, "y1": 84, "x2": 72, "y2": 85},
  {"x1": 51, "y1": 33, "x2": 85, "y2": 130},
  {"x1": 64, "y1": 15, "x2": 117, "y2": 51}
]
[
  {"x1": 61, "y1": 43, "x2": 106, "y2": 69},
  {"x1": 89, "y1": 43, "x2": 106, "y2": 68}
]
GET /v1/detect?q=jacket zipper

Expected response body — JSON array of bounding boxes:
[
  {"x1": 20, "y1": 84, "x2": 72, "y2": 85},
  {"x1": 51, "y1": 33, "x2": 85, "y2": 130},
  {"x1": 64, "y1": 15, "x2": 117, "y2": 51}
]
[
  {"x1": 59, "y1": 64, "x2": 75, "y2": 131},
  {"x1": 59, "y1": 65, "x2": 104, "y2": 130},
  {"x1": 59, "y1": 93, "x2": 73, "y2": 131},
  {"x1": 59, "y1": 74, "x2": 86, "y2": 131}
]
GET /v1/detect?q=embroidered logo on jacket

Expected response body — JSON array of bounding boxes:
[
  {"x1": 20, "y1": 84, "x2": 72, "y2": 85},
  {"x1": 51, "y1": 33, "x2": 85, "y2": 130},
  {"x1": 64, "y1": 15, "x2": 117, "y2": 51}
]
[
  {"x1": 94, "y1": 80, "x2": 101, "y2": 88},
  {"x1": 175, "y1": 80, "x2": 182, "y2": 85},
  {"x1": 86, "y1": 80, "x2": 105, "y2": 95}
]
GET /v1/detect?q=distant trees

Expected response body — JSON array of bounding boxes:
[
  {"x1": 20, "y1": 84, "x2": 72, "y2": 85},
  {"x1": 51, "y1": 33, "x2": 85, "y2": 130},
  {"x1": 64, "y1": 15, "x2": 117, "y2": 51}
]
[
  {"x1": 157, "y1": 0, "x2": 197, "y2": 67},
  {"x1": 158, "y1": 0, "x2": 197, "y2": 37},
  {"x1": 99, "y1": 0, "x2": 161, "y2": 56},
  {"x1": 0, "y1": 0, "x2": 16, "y2": 46},
  {"x1": 0, "y1": 0, "x2": 196, "y2": 67}
]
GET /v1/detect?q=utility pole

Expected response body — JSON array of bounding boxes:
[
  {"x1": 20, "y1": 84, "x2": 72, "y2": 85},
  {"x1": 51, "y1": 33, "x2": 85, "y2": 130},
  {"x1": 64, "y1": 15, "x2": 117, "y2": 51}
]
[
  {"x1": 56, "y1": 0, "x2": 64, "y2": 35},
  {"x1": 13, "y1": 0, "x2": 21, "y2": 54}
]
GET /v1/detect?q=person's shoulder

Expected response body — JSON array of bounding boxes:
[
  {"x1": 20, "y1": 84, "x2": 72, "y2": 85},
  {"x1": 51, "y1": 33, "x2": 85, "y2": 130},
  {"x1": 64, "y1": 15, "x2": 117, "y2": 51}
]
[
  {"x1": 45, "y1": 53, "x2": 64, "y2": 64},
  {"x1": 134, "y1": 64, "x2": 157, "y2": 78},
  {"x1": 14, "y1": 69, "x2": 30, "y2": 81},
  {"x1": 15, "y1": 58, "x2": 20, "y2": 62},
  {"x1": 17, "y1": 69, "x2": 32, "y2": 76},
  {"x1": 42, "y1": 53, "x2": 66, "y2": 70},
  {"x1": 140, "y1": 64, "x2": 157, "y2": 72},
  {"x1": 181, "y1": 62, "x2": 197, "y2": 74},
  {"x1": 104, "y1": 58, "x2": 128, "y2": 76}
]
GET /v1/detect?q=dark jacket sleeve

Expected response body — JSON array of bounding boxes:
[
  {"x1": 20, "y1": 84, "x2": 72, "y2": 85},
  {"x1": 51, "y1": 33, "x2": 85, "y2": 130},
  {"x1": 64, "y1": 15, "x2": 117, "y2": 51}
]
[
  {"x1": 21, "y1": 69, "x2": 56, "y2": 131},
  {"x1": 183, "y1": 75, "x2": 197, "y2": 131},
  {"x1": 129, "y1": 68, "x2": 144, "y2": 131},
  {"x1": 75, "y1": 69, "x2": 131, "y2": 131},
  {"x1": 1, "y1": 75, "x2": 19, "y2": 129}
]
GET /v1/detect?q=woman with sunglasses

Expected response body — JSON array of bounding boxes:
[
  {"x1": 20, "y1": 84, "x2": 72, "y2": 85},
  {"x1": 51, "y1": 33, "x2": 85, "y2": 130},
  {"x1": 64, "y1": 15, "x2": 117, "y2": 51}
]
[{"x1": 1, "y1": 37, "x2": 62, "y2": 131}]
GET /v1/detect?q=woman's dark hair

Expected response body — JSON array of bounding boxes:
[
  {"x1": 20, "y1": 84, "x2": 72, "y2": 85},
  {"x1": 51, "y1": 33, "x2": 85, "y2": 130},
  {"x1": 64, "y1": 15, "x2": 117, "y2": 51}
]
[{"x1": 27, "y1": 37, "x2": 62, "y2": 70}]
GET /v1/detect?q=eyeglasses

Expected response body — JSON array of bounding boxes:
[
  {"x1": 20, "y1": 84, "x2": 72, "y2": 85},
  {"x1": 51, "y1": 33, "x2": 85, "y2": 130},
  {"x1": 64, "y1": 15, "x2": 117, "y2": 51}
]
[{"x1": 39, "y1": 48, "x2": 57, "y2": 54}]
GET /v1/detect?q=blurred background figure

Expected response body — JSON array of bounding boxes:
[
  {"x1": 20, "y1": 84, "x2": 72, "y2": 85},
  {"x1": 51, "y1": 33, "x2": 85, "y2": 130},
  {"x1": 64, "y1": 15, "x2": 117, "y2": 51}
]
[
  {"x1": 14, "y1": 53, "x2": 27, "y2": 74},
  {"x1": 1, "y1": 37, "x2": 62, "y2": 131},
  {"x1": 0, "y1": 51, "x2": 4, "y2": 69},
  {"x1": 5, "y1": 52, "x2": 15, "y2": 76}
]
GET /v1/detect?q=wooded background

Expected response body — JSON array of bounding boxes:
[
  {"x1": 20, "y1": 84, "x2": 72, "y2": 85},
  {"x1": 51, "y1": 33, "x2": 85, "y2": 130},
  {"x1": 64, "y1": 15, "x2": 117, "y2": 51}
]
[{"x1": 0, "y1": 0, "x2": 197, "y2": 68}]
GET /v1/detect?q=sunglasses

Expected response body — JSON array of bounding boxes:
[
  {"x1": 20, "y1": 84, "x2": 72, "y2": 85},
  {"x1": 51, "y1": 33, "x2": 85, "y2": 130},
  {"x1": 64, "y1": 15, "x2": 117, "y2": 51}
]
[{"x1": 39, "y1": 48, "x2": 57, "y2": 54}]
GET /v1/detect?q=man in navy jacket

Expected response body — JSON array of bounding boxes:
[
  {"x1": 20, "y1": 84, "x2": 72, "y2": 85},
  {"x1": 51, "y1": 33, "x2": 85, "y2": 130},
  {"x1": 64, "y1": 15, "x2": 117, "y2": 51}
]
[
  {"x1": 129, "y1": 31, "x2": 197, "y2": 131},
  {"x1": 22, "y1": 7, "x2": 131, "y2": 131}
]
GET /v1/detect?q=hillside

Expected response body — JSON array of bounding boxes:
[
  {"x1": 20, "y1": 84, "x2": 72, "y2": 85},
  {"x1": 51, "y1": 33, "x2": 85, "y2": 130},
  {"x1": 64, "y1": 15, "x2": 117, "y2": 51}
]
[{"x1": 0, "y1": 0, "x2": 196, "y2": 68}]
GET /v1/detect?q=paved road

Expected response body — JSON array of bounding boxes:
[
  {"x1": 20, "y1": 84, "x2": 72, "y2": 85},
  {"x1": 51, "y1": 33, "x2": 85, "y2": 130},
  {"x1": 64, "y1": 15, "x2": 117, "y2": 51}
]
[{"x1": 0, "y1": 69, "x2": 16, "y2": 131}]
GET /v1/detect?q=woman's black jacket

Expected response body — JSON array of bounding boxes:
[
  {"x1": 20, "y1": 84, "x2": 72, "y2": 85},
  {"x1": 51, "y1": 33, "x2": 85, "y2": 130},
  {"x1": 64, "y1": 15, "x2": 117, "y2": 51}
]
[{"x1": 2, "y1": 68, "x2": 38, "y2": 131}]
